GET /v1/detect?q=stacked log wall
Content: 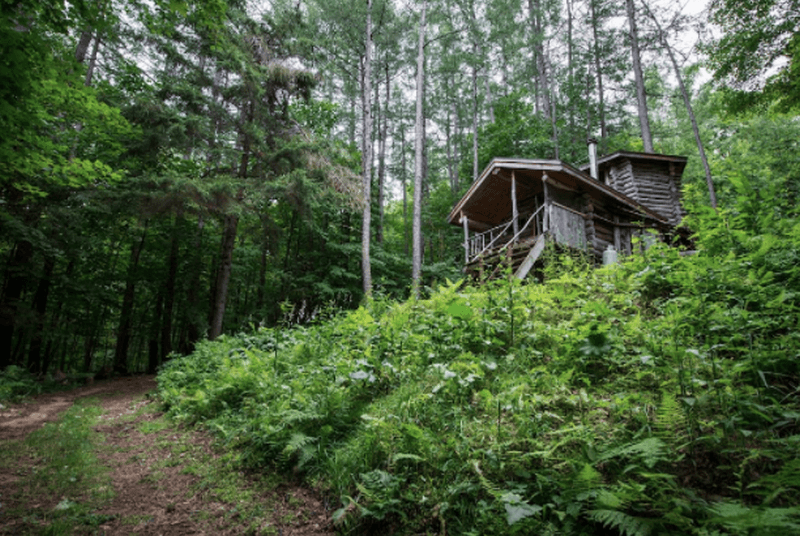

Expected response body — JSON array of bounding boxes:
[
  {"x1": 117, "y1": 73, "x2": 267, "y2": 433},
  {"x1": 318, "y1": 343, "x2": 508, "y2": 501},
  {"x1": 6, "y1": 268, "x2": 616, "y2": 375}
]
[
  {"x1": 591, "y1": 204, "x2": 617, "y2": 260},
  {"x1": 608, "y1": 161, "x2": 639, "y2": 200},
  {"x1": 612, "y1": 159, "x2": 683, "y2": 225}
]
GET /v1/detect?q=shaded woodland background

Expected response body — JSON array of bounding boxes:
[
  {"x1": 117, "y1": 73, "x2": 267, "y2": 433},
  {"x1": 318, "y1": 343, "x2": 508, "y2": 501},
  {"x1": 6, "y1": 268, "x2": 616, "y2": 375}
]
[{"x1": 1, "y1": 0, "x2": 798, "y2": 375}]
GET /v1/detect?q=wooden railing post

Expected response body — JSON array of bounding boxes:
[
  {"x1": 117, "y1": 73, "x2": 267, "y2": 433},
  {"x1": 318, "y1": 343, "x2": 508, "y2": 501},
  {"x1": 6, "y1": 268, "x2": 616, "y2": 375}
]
[
  {"x1": 542, "y1": 173, "x2": 551, "y2": 233},
  {"x1": 461, "y1": 213, "x2": 469, "y2": 264},
  {"x1": 511, "y1": 170, "x2": 519, "y2": 238}
]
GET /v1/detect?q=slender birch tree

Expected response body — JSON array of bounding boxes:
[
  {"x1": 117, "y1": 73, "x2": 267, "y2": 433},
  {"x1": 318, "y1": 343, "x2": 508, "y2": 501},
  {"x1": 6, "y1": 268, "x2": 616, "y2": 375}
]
[
  {"x1": 640, "y1": 0, "x2": 717, "y2": 209},
  {"x1": 412, "y1": 0, "x2": 427, "y2": 298},
  {"x1": 626, "y1": 0, "x2": 654, "y2": 152},
  {"x1": 361, "y1": 0, "x2": 374, "y2": 299}
]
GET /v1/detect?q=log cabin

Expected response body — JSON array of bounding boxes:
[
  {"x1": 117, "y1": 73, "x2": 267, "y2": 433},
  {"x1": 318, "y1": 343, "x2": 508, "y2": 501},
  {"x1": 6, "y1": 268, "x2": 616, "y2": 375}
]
[{"x1": 447, "y1": 141, "x2": 688, "y2": 280}]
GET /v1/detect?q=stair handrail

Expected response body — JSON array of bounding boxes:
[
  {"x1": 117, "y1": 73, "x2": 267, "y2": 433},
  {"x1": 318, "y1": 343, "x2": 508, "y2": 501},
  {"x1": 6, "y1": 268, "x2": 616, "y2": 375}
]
[
  {"x1": 500, "y1": 204, "x2": 545, "y2": 251},
  {"x1": 469, "y1": 219, "x2": 515, "y2": 263},
  {"x1": 468, "y1": 205, "x2": 546, "y2": 264}
]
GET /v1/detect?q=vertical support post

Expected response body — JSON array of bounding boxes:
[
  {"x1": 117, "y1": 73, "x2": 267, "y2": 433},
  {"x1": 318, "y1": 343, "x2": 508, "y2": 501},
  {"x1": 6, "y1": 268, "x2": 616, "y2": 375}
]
[
  {"x1": 511, "y1": 170, "x2": 519, "y2": 238},
  {"x1": 542, "y1": 173, "x2": 551, "y2": 233},
  {"x1": 582, "y1": 193, "x2": 596, "y2": 255},
  {"x1": 461, "y1": 213, "x2": 469, "y2": 264},
  {"x1": 613, "y1": 215, "x2": 621, "y2": 252}
]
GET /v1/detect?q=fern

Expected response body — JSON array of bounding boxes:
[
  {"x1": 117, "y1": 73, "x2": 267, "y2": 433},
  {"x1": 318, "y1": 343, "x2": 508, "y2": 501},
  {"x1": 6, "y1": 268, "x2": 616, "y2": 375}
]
[
  {"x1": 587, "y1": 509, "x2": 654, "y2": 536},
  {"x1": 279, "y1": 432, "x2": 317, "y2": 468},
  {"x1": 709, "y1": 501, "x2": 800, "y2": 534},
  {"x1": 471, "y1": 460, "x2": 502, "y2": 499},
  {"x1": 596, "y1": 437, "x2": 668, "y2": 469},
  {"x1": 654, "y1": 391, "x2": 688, "y2": 447},
  {"x1": 575, "y1": 462, "x2": 603, "y2": 491}
]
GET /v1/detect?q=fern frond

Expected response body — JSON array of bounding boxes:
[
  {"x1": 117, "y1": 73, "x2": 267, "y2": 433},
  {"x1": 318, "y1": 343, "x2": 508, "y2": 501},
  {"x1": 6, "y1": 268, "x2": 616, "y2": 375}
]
[
  {"x1": 471, "y1": 460, "x2": 502, "y2": 498},
  {"x1": 709, "y1": 501, "x2": 800, "y2": 534},
  {"x1": 597, "y1": 437, "x2": 667, "y2": 469},
  {"x1": 587, "y1": 508, "x2": 653, "y2": 536},
  {"x1": 575, "y1": 462, "x2": 603, "y2": 491},
  {"x1": 280, "y1": 432, "x2": 317, "y2": 466},
  {"x1": 654, "y1": 391, "x2": 688, "y2": 447}
]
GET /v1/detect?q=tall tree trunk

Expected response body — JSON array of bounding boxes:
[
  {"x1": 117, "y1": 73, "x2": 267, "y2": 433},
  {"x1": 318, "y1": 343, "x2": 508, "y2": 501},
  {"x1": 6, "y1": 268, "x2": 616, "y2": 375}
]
[
  {"x1": 180, "y1": 216, "x2": 205, "y2": 354},
  {"x1": 471, "y1": 41, "x2": 479, "y2": 183},
  {"x1": 113, "y1": 224, "x2": 148, "y2": 374},
  {"x1": 348, "y1": 95, "x2": 356, "y2": 147},
  {"x1": 411, "y1": 0, "x2": 427, "y2": 298},
  {"x1": 83, "y1": 320, "x2": 98, "y2": 373},
  {"x1": 27, "y1": 256, "x2": 55, "y2": 374},
  {"x1": 209, "y1": 213, "x2": 238, "y2": 339},
  {"x1": 42, "y1": 259, "x2": 70, "y2": 375},
  {"x1": 209, "y1": 90, "x2": 251, "y2": 339},
  {"x1": 626, "y1": 0, "x2": 654, "y2": 152},
  {"x1": 257, "y1": 216, "x2": 270, "y2": 311},
  {"x1": 148, "y1": 292, "x2": 164, "y2": 374},
  {"x1": 75, "y1": 29, "x2": 94, "y2": 64},
  {"x1": 160, "y1": 211, "x2": 182, "y2": 360},
  {"x1": 400, "y1": 126, "x2": 409, "y2": 257},
  {"x1": 484, "y1": 76, "x2": 495, "y2": 123},
  {"x1": 361, "y1": 0, "x2": 374, "y2": 300},
  {"x1": 566, "y1": 0, "x2": 575, "y2": 139},
  {"x1": 589, "y1": 0, "x2": 607, "y2": 149},
  {"x1": 445, "y1": 79, "x2": 456, "y2": 196},
  {"x1": 530, "y1": 0, "x2": 551, "y2": 119},
  {"x1": 551, "y1": 96, "x2": 559, "y2": 160},
  {"x1": 640, "y1": 0, "x2": 717, "y2": 210},
  {"x1": 84, "y1": 33, "x2": 101, "y2": 86},
  {"x1": 376, "y1": 62, "x2": 389, "y2": 245},
  {"x1": 0, "y1": 240, "x2": 34, "y2": 369}
]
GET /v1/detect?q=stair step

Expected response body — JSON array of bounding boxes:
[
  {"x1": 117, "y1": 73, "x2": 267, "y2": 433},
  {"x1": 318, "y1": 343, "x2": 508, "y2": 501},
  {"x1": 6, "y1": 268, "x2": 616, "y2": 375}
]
[{"x1": 466, "y1": 235, "x2": 547, "y2": 282}]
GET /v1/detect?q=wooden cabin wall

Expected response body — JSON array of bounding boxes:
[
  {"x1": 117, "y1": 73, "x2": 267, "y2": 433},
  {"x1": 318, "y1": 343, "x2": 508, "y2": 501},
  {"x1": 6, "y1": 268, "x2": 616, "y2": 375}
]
[
  {"x1": 628, "y1": 161, "x2": 683, "y2": 225},
  {"x1": 607, "y1": 159, "x2": 683, "y2": 225},
  {"x1": 590, "y1": 201, "x2": 641, "y2": 260},
  {"x1": 607, "y1": 161, "x2": 638, "y2": 200},
  {"x1": 549, "y1": 187, "x2": 583, "y2": 212},
  {"x1": 550, "y1": 204, "x2": 586, "y2": 249}
]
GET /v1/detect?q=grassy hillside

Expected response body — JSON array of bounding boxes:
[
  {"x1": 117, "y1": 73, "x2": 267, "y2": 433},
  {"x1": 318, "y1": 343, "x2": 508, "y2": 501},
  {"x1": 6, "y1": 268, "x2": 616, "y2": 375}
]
[{"x1": 157, "y1": 219, "x2": 800, "y2": 535}]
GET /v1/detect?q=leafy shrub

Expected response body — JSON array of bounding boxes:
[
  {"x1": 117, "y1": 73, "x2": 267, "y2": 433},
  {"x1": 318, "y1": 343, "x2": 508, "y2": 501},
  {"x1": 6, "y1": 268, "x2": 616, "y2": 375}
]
[
  {"x1": 0, "y1": 365, "x2": 41, "y2": 402},
  {"x1": 157, "y1": 213, "x2": 800, "y2": 534}
]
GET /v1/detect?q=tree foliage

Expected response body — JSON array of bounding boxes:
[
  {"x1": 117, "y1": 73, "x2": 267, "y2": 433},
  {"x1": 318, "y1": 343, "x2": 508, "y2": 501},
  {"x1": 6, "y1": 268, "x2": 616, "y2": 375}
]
[
  {"x1": 707, "y1": 0, "x2": 800, "y2": 111},
  {"x1": 1, "y1": 0, "x2": 798, "y2": 381}
]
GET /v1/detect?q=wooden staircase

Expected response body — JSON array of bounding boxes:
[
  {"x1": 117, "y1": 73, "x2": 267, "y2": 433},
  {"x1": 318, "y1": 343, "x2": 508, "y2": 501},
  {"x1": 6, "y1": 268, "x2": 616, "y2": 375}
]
[{"x1": 465, "y1": 234, "x2": 547, "y2": 282}]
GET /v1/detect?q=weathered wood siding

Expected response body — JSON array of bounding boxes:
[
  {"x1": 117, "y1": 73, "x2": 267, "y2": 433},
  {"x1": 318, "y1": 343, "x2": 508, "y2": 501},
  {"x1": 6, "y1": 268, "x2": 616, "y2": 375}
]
[
  {"x1": 550, "y1": 204, "x2": 586, "y2": 249},
  {"x1": 607, "y1": 160, "x2": 638, "y2": 200},
  {"x1": 607, "y1": 158, "x2": 683, "y2": 225}
]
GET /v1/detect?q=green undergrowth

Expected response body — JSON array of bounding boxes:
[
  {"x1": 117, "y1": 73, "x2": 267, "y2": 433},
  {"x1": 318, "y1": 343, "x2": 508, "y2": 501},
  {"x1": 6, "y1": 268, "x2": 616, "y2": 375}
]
[
  {"x1": 157, "y1": 218, "x2": 800, "y2": 535},
  {"x1": 0, "y1": 367, "x2": 95, "y2": 404},
  {"x1": 0, "y1": 366, "x2": 43, "y2": 403},
  {"x1": 1, "y1": 398, "x2": 115, "y2": 535}
]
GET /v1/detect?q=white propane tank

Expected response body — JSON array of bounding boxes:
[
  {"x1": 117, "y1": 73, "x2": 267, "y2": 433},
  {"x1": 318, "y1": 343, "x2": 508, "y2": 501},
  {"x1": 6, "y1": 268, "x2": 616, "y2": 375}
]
[{"x1": 603, "y1": 245, "x2": 617, "y2": 266}]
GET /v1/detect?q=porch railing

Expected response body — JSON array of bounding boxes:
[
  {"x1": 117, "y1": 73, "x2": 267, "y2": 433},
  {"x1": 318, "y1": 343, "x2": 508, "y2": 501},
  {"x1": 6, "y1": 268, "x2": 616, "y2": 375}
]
[
  {"x1": 467, "y1": 205, "x2": 545, "y2": 264},
  {"x1": 467, "y1": 220, "x2": 514, "y2": 261}
]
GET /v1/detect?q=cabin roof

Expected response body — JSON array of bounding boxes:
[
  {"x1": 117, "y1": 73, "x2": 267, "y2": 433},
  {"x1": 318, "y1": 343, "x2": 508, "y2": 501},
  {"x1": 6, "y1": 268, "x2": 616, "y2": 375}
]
[
  {"x1": 582, "y1": 150, "x2": 688, "y2": 175},
  {"x1": 447, "y1": 158, "x2": 672, "y2": 230}
]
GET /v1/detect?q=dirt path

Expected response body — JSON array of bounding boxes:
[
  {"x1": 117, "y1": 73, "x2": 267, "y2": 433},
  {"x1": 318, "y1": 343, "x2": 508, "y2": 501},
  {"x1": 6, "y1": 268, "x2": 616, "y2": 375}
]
[{"x1": 0, "y1": 376, "x2": 335, "y2": 535}]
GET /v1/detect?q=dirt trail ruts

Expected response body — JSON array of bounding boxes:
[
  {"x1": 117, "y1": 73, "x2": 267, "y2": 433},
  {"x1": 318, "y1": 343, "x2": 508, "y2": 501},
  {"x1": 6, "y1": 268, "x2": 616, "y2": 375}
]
[{"x1": 0, "y1": 375, "x2": 335, "y2": 535}]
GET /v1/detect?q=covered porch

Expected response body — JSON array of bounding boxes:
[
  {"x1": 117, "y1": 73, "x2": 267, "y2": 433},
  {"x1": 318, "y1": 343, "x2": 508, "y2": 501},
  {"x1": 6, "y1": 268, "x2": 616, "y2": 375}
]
[{"x1": 448, "y1": 159, "x2": 672, "y2": 279}]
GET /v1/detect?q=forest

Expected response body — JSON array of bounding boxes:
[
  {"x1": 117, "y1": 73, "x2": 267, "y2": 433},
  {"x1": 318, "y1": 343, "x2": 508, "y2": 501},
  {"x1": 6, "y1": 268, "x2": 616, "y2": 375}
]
[
  {"x1": 0, "y1": 0, "x2": 797, "y2": 374},
  {"x1": 1, "y1": 0, "x2": 800, "y2": 532}
]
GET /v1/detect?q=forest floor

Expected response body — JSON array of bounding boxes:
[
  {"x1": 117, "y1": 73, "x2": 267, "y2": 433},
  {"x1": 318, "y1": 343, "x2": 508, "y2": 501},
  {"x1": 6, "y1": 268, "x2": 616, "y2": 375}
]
[{"x1": 0, "y1": 375, "x2": 335, "y2": 535}]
